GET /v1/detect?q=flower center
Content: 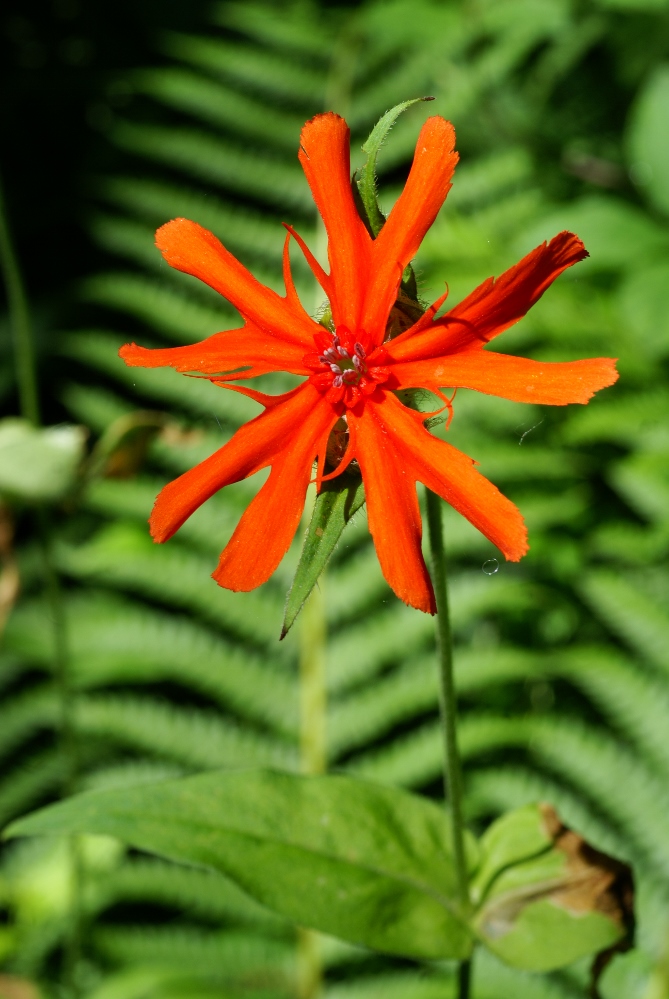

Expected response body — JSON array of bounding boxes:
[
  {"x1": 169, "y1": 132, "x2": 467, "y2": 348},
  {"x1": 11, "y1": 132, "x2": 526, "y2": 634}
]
[
  {"x1": 304, "y1": 326, "x2": 390, "y2": 408},
  {"x1": 320, "y1": 336, "x2": 367, "y2": 388}
]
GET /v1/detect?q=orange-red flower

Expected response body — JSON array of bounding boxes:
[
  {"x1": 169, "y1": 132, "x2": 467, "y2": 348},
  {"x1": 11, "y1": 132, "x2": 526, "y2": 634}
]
[{"x1": 120, "y1": 113, "x2": 618, "y2": 613}]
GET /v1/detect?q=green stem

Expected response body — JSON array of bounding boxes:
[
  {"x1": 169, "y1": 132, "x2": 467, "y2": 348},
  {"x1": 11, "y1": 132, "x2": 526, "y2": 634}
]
[
  {"x1": 425, "y1": 488, "x2": 471, "y2": 999},
  {"x1": 297, "y1": 578, "x2": 327, "y2": 999},
  {"x1": 0, "y1": 166, "x2": 81, "y2": 996},
  {"x1": 0, "y1": 171, "x2": 40, "y2": 425}
]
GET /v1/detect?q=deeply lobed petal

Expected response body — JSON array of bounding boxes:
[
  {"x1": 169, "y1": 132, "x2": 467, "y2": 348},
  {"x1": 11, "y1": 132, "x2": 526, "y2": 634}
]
[
  {"x1": 298, "y1": 113, "x2": 372, "y2": 330},
  {"x1": 120, "y1": 321, "x2": 309, "y2": 380},
  {"x1": 348, "y1": 391, "x2": 528, "y2": 612},
  {"x1": 364, "y1": 117, "x2": 459, "y2": 341},
  {"x1": 389, "y1": 231, "x2": 588, "y2": 362},
  {"x1": 390, "y1": 350, "x2": 619, "y2": 405},
  {"x1": 150, "y1": 384, "x2": 338, "y2": 596},
  {"x1": 155, "y1": 218, "x2": 317, "y2": 347}
]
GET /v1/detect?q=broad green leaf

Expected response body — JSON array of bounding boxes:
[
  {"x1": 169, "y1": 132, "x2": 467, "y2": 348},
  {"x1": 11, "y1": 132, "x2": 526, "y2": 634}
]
[
  {"x1": 627, "y1": 64, "x2": 669, "y2": 216},
  {"x1": 470, "y1": 803, "x2": 552, "y2": 905},
  {"x1": 472, "y1": 805, "x2": 632, "y2": 972},
  {"x1": 282, "y1": 476, "x2": 365, "y2": 638},
  {"x1": 0, "y1": 419, "x2": 86, "y2": 503},
  {"x1": 5, "y1": 769, "x2": 478, "y2": 961},
  {"x1": 354, "y1": 97, "x2": 434, "y2": 237}
]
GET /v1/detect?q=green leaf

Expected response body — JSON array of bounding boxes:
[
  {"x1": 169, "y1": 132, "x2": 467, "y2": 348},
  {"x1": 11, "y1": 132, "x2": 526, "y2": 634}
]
[
  {"x1": 5, "y1": 768, "x2": 478, "y2": 961},
  {"x1": 281, "y1": 476, "x2": 365, "y2": 638},
  {"x1": 354, "y1": 97, "x2": 434, "y2": 237},
  {"x1": 472, "y1": 804, "x2": 632, "y2": 972},
  {"x1": 0, "y1": 418, "x2": 86, "y2": 503},
  {"x1": 627, "y1": 64, "x2": 669, "y2": 216},
  {"x1": 470, "y1": 803, "x2": 553, "y2": 905}
]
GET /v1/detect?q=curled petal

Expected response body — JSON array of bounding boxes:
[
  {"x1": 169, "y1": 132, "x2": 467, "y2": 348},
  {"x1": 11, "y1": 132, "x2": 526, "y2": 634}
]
[
  {"x1": 391, "y1": 350, "x2": 619, "y2": 405},
  {"x1": 155, "y1": 218, "x2": 317, "y2": 346},
  {"x1": 388, "y1": 231, "x2": 588, "y2": 362}
]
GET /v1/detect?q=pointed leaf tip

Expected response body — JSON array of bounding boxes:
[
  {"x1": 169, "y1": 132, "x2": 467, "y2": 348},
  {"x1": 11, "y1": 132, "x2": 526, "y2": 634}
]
[
  {"x1": 282, "y1": 476, "x2": 365, "y2": 638},
  {"x1": 355, "y1": 98, "x2": 436, "y2": 238}
]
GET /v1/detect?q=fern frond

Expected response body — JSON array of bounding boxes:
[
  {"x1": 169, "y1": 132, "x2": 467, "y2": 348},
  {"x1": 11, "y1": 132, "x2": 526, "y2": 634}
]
[
  {"x1": 81, "y1": 276, "x2": 237, "y2": 341},
  {"x1": 162, "y1": 33, "x2": 326, "y2": 105},
  {"x1": 213, "y1": 1, "x2": 334, "y2": 58},
  {"x1": 581, "y1": 571, "x2": 669, "y2": 672},
  {"x1": 132, "y1": 68, "x2": 307, "y2": 152},
  {"x1": 92, "y1": 925, "x2": 294, "y2": 982},
  {"x1": 112, "y1": 122, "x2": 311, "y2": 211},
  {"x1": 56, "y1": 523, "x2": 284, "y2": 644},
  {"x1": 61, "y1": 332, "x2": 257, "y2": 424},
  {"x1": 61, "y1": 383, "x2": 135, "y2": 433},
  {"x1": 100, "y1": 858, "x2": 286, "y2": 929},
  {"x1": 76, "y1": 693, "x2": 295, "y2": 770},
  {"x1": 328, "y1": 658, "x2": 436, "y2": 760},
  {"x1": 0, "y1": 688, "x2": 57, "y2": 761},
  {"x1": 0, "y1": 750, "x2": 65, "y2": 827},
  {"x1": 553, "y1": 647, "x2": 669, "y2": 777},
  {"x1": 8, "y1": 593, "x2": 297, "y2": 735},
  {"x1": 101, "y1": 177, "x2": 311, "y2": 265}
]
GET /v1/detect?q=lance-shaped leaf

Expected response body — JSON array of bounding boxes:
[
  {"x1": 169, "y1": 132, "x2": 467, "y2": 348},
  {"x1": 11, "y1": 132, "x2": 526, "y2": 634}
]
[
  {"x1": 5, "y1": 769, "x2": 479, "y2": 961},
  {"x1": 282, "y1": 476, "x2": 365, "y2": 638},
  {"x1": 354, "y1": 97, "x2": 434, "y2": 237},
  {"x1": 471, "y1": 804, "x2": 634, "y2": 973},
  {"x1": 0, "y1": 418, "x2": 86, "y2": 503}
]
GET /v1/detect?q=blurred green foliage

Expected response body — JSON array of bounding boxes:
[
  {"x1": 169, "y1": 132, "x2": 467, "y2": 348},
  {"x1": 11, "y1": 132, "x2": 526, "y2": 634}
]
[{"x1": 2, "y1": 0, "x2": 669, "y2": 996}]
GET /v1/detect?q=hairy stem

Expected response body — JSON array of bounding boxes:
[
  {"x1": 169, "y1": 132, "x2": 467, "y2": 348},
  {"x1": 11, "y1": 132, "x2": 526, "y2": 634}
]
[
  {"x1": 425, "y1": 488, "x2": 472, "y2": 999},
  {"x1": 297, "y1": 578, "x2": 327, "y2": 998}
]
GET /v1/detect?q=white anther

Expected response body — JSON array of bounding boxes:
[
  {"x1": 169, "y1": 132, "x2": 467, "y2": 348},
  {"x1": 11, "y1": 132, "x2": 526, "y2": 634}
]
[
  {"x1": 337, "y1": 346, "x2": 349, "y2": 358},
  {"x1": 330, "y1": 363, "x2": 342, "y2": 375},
  {"x1": 354, "y1": 342, "x2": 366, "y2": 359},
  {"x1": 332, "y1": 374, "x2": 343, "y2": 387}
]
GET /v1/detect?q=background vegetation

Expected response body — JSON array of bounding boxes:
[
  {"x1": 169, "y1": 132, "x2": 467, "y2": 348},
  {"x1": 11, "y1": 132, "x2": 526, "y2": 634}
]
[{"x1": 2, "y1": 0, "x2": 669, "y2": 997}]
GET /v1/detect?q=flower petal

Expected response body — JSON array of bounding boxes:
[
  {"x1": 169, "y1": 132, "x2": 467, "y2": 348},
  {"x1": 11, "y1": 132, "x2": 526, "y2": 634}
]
[
  {"x1": 155, "y1": 218, "x2": 316, "y2": 347},
  {"x1": 390, "y1": 350, "x2": 619, "y2": 405},
  {"x1": 348, "y1": 397, "x2": 435, "y2": 614},
  {"x1": 349, "y1": 391, "x2": 528, "y2": 611},
  {"x1": 299, "y1": 113, "x2": 372, "y2": 330},
  {"x1": 363, "y1": 117, "x2": 458, "y2": 340},
  {"x1": 213, "y1": 393, "x2": 339, "y2": 591},
  {"x1": 149, "y1": 383, "x2": 338, "y2": 590},
  {"x1": 388, "y1": 231, "x2": 588, "y2": 362},
  {"x1": 120, "y1": 321, "x2": 309, "y2": 380},
  {"x1": 150, "y1": 383, "x2": 330, "y2": 536}
]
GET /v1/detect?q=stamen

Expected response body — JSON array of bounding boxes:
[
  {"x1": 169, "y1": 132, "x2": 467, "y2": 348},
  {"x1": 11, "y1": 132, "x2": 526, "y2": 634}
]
[
  {"x1": 342, "y1": 369, "x2": 358, "y2": 384},
  {"x1": 352, "y1": 356, "x2": 362, "y2": 373},
  {"x1": 333, "y1": 374, "x2": 343, "y2": 387},
  {"x1": 330, "y1": 363, "x2": 342, "y2": 375},
  {"x1": 354, "y1": 342, "x2": 366, "y2": 359},
  {"x1": 337, "y1": 346, "x2": 349, "y2": 358}
]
